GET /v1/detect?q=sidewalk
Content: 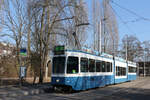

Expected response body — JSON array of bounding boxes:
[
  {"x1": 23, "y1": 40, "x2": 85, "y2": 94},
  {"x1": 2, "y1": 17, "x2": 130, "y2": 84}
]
[{"x1": 0, "y1": 83, "x2": 53, "y2": 98}]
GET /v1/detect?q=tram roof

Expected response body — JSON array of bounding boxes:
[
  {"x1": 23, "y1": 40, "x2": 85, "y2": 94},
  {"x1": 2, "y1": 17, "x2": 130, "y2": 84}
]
[
  {"x1": 65, "y1": 50, "x2": 136, "y2": 65},
  {"x1": 53, "y1": 45, "x2": 136, "y2": 66}
]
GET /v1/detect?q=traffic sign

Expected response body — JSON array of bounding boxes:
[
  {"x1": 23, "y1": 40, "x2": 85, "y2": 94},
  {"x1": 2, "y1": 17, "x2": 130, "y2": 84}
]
[{"x1": 20, "y1": 48, "x2": 27, "y2": 56}]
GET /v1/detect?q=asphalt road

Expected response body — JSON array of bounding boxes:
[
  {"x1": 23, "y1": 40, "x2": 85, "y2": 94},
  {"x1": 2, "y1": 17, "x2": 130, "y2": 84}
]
[{"x1": 2, "y1": 77, "x2": 150, "y2": 100}]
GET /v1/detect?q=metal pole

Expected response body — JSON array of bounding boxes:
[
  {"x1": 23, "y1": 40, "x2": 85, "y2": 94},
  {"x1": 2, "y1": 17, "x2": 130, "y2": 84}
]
[
  {"x1": 126, "y1": 35, "x2": 128, "y2": 61},
  {"x1": 98, "y1": 20, "x2": 102, "y2": 53},
  {"x1": 126, "y1": 35, "x2": 128, "y2": 79},
  {"x1": 19, "y1": 54, "x2": 22, "y2": 87},
  {"x1": 93, "y1": 0, "x2": 96, "y2": 50},
  {"x1": 103, "y1": 0, "x2": 106, "y2": 53},
  {"x1": 100, "y1": 20, "x2": 102, "y2": 54},
  {"x1": 144, "y1": 48, "x2": 146, "y2": 77},
  {"x1": 98, "y1": 21, "x2": 100, "y2": 52}
]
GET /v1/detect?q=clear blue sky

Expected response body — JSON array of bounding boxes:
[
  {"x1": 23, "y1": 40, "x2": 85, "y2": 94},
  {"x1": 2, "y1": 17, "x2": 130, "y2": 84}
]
[{"x1": 86, "y1": 0, "x2": 150, "y2": 43}]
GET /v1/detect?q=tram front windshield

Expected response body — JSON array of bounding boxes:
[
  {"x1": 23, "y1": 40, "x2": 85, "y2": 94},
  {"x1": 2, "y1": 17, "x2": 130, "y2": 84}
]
[{"x1": 52, "y1": 57, "x2": 65, "y2": 74}]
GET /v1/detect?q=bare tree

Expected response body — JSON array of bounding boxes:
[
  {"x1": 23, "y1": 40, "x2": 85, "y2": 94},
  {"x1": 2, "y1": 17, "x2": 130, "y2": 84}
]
[
  {"x1": 102, "y1": 0, "x2": 119, "y2": 54},
  {"x1": 92, "y1": 0, "x2": 102, "y2": 51},
  {"x1": 55, "y1": 0, "x2": 89, "y2": 50},
  {"x1": 91, "y1": 0, "x2": 118, "y2": 55},
  {"x1": 0, "y1": 0, "x2": 89, "y2": 83},
  {"x1": 27, "y1": 0, "x2": 88, "y2": 83},
  {"x1": 142, "y1": 41, "x2": 150, "y2": 62},
  {"x1": 121, "y1": 35, "x2": 142, "y2": 61},
  {"x1": 0, "y1": 0, "x2": 27, "y2": 76},
  {"x1": 0, "y1": 0, "x2": 4, "y2": 33}
]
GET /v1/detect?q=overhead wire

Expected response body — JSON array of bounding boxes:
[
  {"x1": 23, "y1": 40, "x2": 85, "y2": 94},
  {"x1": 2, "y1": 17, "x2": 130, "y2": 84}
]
[
  {"x1": 110, "y1": 0, "x2": 150, "y2": 22},
  {"x1": 109, "y1": 3, "x2": 136, "y2": 35}
]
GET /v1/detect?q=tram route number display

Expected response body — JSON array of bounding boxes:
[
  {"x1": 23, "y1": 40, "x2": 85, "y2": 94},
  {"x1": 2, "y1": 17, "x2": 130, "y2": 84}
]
[{"x1": 54, "y1": 45, "x2": 65, "y2": 55}]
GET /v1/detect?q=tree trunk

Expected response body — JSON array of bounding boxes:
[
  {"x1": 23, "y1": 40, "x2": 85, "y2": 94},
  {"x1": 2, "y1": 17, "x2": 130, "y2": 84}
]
[{"x1": 39, "y1": 6, "x2": 46, "y2": 84}]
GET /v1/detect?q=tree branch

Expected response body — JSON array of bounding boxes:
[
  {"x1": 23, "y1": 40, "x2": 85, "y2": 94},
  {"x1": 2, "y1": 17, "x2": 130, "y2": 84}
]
[{"x1": 53, "y1": 16, "x2": 75, "y2": 23}]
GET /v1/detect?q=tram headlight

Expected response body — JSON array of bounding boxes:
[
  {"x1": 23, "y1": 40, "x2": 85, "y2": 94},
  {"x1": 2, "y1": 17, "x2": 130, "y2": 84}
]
[{"x1": 56, "y1": 79, "x2": 60, "y2": 83}]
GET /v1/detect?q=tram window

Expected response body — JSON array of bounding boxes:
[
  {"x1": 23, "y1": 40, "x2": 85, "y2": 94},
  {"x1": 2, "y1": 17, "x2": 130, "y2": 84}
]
[
  {"x1": 96, "y1": 60, "x2": 102, "y2": 72},
  {"x1": 129, "y1": 66, "x2": 131, "y2": 72},
  {"x1": 52, "y1": 57, "x2": 65, "y2": 74},
  {"x1": 105, "y1": 62, "x2": 107, "y2": 72},
  {"x1": 118, "y1": 66, "x2": 120, "y2": 76},
  {"x1": 116, "y1": 66, "x2": 118, "y2": 76},
  {"x1": 129, "y1": 66, "x2": 132, "y2": 72},
  {"x1": 110, "y1": 63, "x2": 112, "y2": 72},
  {"x1": 116, "y1": 66, "x2": 126, "y2": 76},
  {"x1": 123, "y1": 68, "x2": 126, "y2": 76},
  {"x1": 120, "y1": 67, "x2": 122, "y2": 76},
  {"x1": 116, "y1": 66, "x2": 117, "y2": 76},
  {"x1": 80, "y1": 58, "x2": 88, "y2": 72},
  {"x1": 121, "y1": 67, "x2": 123, "y2": 76},
  {"x1": 129, "y1": 66, "x2": 136, "y2": 73},
  {"x1": 133, "y1": 67, "x2": 136, "y2": 72},
  {"x1": 67, "y1": 56, "x2": 78, "y2": 74},
  {"x1": 123, "y1": 68, "x2": 126, "y2": 75},
  {"x1": 117, "y1": 66, "x2": 119, "y2": 76},
  {"x1": 118, "y1": 67, "x2": 121, "y2": 76},
  {"x1": 120, "y1": 67, "x2": 123, "y2": 76},
  {"x1": 100, "y1": 61, "x2": 103, "y2": 72},
  {"x1": 102, "y1": 61, "x2": 105, "y2": 72},
  {"x1": 106, "y1": 62, "x2": 111, "y2": 72},
  {"x1": 89, "y1": 59, "x2": 96, "y2": 72}
]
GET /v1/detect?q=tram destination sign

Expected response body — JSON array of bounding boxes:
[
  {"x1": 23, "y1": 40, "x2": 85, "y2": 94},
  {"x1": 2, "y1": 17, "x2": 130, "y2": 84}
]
[{"x1": 54, "y1": 45, "x2": 65, "y2": 55}]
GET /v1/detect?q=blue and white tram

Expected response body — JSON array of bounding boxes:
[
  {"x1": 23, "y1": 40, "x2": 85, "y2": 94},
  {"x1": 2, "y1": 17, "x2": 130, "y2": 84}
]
[
  {"x1": 127, "y1": 61, "x2": 137, "y2": 81},
  {"x1": 51, "y1": 47, "x2": 137, "y2": 91}
]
